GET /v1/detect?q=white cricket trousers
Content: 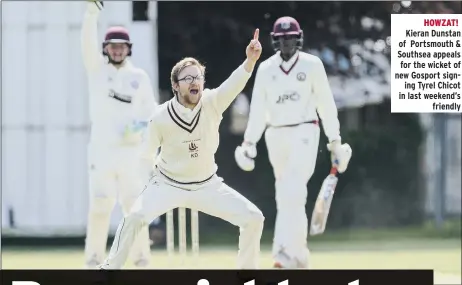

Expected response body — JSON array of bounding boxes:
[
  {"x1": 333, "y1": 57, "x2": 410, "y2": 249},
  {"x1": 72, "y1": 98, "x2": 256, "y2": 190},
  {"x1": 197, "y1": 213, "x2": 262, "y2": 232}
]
[
  {"x1": 264, "y1": 122, "x2": 320, "y2": 268},
  {"x1": 85, "y1": 145, "x2": 151, "y2": 267},
  {"x1": 101, "y1": 170, "x2": 265, "y2": 269}
]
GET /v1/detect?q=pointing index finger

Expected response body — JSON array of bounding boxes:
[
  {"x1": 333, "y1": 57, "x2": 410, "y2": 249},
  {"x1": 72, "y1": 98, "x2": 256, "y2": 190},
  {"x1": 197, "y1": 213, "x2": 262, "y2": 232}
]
[{"x1": 253, "y1": 28, "x2": 259, "y2": 40}]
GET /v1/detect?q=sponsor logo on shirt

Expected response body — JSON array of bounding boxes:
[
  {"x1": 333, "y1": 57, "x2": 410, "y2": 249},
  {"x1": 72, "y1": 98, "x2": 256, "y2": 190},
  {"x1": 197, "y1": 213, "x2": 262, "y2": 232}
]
[
  {"x1": 276, "y1": 91, "x2": 300, "y2": 104},
  {"x1": 108, "y1": 89, "x2": 132, "y2": 103}
]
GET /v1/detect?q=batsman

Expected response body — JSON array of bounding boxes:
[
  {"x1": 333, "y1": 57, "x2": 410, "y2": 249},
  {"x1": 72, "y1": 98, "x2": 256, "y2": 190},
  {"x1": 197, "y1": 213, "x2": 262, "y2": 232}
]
[{"x1": 235, "y1": 16, "x2": 352, "y2": 269}]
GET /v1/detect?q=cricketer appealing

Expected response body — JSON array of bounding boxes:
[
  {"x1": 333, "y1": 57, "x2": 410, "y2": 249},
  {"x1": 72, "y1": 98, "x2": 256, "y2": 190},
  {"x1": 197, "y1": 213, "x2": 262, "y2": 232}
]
[{"x1": 99, "y1": 29, "x2": 265, "y2": 269}]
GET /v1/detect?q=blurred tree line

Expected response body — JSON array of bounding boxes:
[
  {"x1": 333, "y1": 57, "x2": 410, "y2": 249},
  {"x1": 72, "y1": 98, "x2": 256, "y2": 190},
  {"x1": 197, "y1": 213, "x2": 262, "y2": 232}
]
[{"x1": 142, "y1": 2, "x2": 459, "y2": 233}]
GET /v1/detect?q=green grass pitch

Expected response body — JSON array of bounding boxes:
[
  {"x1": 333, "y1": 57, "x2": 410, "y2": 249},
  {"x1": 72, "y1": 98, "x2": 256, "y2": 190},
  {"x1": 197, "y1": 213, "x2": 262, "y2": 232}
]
[{"x1": 2, "y1": 239, "x2": 461, "y2": 284}]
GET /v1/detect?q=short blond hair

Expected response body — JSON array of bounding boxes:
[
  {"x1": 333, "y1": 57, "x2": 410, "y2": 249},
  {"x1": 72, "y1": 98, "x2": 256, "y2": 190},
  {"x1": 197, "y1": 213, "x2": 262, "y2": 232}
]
[{"x1": 170, "y1": 57, "x2": 206, "y2": 95}]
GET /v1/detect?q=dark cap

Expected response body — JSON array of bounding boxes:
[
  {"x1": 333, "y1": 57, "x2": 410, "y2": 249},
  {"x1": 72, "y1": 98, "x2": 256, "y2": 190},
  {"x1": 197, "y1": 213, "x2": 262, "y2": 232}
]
[
  {"x1": 104, "y1": 26, "x2": 131, "y2": 43},
  {"x1": 271, "y1": 16, "x2": 302, "y2": 37}
]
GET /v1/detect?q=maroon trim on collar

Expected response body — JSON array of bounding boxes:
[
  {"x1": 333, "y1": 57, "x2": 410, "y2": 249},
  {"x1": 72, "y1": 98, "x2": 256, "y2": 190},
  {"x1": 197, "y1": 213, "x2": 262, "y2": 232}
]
[{"x1": 279, "y1": 54, "x2": 299, "y2": 75}]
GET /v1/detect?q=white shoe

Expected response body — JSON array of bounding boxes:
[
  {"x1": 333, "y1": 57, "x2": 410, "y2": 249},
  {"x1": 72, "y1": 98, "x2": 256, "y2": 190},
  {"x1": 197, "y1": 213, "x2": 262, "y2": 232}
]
[{"x1": 273, "y1": 250, "x2": 309, "y2": 269}]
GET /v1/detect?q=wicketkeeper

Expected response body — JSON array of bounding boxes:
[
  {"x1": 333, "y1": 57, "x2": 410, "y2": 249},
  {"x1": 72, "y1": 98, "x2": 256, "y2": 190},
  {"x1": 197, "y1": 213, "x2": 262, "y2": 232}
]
[{"x1": 82, "y1": 0, "x2": 157, "y2": 268}]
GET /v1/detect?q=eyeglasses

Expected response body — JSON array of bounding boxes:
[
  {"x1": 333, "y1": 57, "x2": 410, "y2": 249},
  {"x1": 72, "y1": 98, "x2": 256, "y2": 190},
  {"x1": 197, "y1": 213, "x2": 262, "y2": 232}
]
[{"x1": 178, "y1": 75, "x2": 205, "y2": 84}]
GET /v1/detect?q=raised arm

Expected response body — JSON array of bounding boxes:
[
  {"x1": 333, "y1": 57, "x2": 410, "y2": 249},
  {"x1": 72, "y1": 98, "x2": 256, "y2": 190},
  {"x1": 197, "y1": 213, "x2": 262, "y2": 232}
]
[
  {"x1": 313, "y1": 57, "x2": 341, "y2": 143},
  {"x1": 81, "y1": 2, "x2": 103, "y2": 74},
  {"x1": 209, "y1": 29, "x2": 262, "y2": 114},
  {"x1": 243, "y1": 64, "x2": 267, "y2": 145}
]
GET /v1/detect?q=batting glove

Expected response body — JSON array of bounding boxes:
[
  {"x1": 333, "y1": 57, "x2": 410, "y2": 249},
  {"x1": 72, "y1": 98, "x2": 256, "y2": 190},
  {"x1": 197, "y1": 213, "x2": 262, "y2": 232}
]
[
  {"x1": 327, "y1": 140, "x2": 352, "y2": 173},
  {"x1": 235, "y1": 142, "x2": 257, "y2": 171}
]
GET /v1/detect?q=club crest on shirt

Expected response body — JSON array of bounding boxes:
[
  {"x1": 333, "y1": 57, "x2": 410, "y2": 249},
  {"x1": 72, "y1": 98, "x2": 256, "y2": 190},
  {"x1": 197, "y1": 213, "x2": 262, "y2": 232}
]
[
  {"x1": 183, "y1": 139, "x2": 200, "y2": 158},
  {"x1": 296, "y1": 72, "x2": 306, "y2": 81},
  {"x1": 188, "y1": 142, "x2": 199, "y2": 158},
  {"x1": 189, "y1": 142, "x2": 198, "y2": 151}
]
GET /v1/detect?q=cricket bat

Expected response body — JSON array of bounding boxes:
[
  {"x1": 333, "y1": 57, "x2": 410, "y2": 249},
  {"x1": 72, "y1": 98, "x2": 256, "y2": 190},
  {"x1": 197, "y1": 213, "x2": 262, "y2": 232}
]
[{"x1": 309, "y1": 167, "x2": 338, "y2": 236}]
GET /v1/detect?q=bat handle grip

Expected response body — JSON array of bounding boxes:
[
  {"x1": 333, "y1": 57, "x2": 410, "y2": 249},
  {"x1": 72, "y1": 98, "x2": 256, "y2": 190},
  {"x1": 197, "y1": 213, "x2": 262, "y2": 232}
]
[{"x1": 330, "y1": 167, "x2": 338, "y2": 175}]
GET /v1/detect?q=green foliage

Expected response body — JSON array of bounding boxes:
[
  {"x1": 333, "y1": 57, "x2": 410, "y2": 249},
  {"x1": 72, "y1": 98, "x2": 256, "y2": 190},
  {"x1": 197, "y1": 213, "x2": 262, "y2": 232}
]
[{"x1": 311, "y1": 112, "x2": 425, "y2": 229}]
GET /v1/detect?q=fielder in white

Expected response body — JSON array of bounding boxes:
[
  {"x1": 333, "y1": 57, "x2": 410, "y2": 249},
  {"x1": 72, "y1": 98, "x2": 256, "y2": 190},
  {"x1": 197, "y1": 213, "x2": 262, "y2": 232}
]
[
  {"x1": 235, "y1": 16, "x2": 352, "y2": 269},
  {"x1": 99, "y1": 29, "x2": 265, "y2": 269},
  {"x1": 81, "y1": 1, "x2": 157, "y2": 268}
]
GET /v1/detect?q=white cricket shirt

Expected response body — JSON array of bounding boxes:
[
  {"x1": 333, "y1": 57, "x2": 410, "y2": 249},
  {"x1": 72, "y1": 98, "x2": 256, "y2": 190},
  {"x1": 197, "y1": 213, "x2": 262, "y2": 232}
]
[
  {"x1": 140, "y1": 64, "x2": 252, "y2": 184},
  {"x1": 244, "y1": 50, "x2": 341, "y2": 144},
  {"x1": 82, "y1": 4, "x2": 157, "y2": 150}
]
